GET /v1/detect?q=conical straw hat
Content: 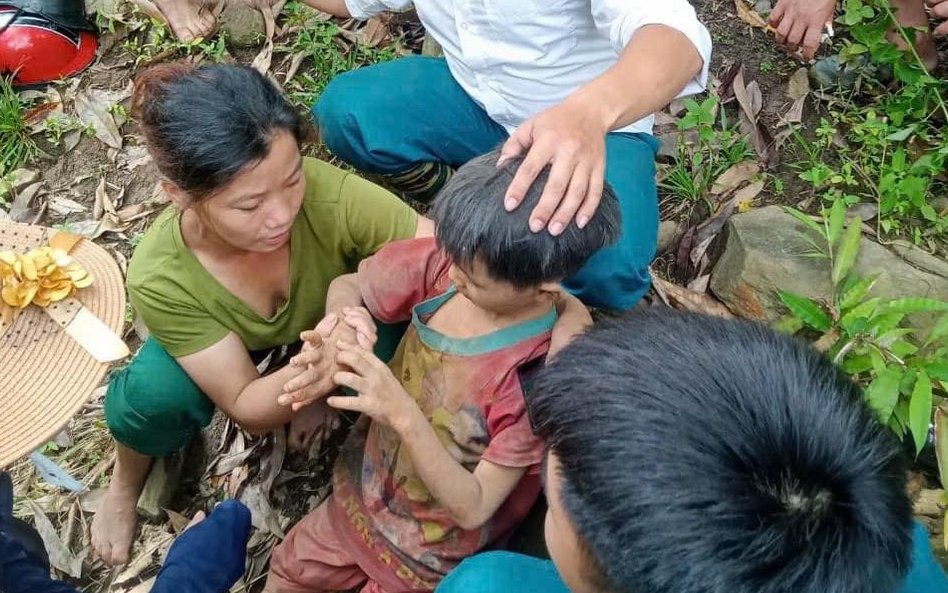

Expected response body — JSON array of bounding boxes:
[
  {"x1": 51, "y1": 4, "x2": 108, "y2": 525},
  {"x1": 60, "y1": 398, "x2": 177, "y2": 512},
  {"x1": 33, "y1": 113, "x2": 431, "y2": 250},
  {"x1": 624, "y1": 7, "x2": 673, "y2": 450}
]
[{"x1": 0, "y1": 219, "x2": 126, "y2": 468}]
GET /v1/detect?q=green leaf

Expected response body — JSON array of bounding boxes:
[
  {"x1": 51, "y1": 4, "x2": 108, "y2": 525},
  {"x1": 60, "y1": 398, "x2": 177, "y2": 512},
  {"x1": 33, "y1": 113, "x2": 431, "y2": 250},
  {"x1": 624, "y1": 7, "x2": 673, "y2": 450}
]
[
  {"x1": 773, "y1": 315, "x2": 804, "y2": 335},
  {"x1": 832, "y1": 219, "x2": 862, "y2": 286},
  {"x1": 890, "y1": 340, "x2": 919, "y2": 359},
  {"x1": 867, "y1": 312, "x2": 906, "y2": 335},
  {"x1": 866, "y1": 366, "x2": 903, "y2": 422},
  {"x1": 838, "y1": 276, "x2": 877, "y2": 311},
  {"x1": 778, "y1": 292, "x2": 832, "y2": 332},
  {"x1": 784, "y1": 207, "x2": 825, "y2": 239},
  {"x1": 827, "y1": 199, "x2": 846, "y2": 248},
  {"x1": 841, "y1": 297, "x2": 881, "y2": 333},
  {"x1": 875, "y1": 298, "x2": 948, "y2": 316},
  {"x1": 909, "y1": 371, "x2": 933, "y2": 456},
  {"x1": 926, "y1": 362, "x2": 948, "y2": 382}
]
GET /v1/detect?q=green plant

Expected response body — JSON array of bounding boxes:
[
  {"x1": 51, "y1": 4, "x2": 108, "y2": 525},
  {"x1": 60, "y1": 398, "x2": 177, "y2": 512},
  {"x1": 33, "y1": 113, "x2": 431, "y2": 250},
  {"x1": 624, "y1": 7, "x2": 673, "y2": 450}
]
[
  {"x1": 776, "y1": 200, "x2": 948, "y2": 455},
  {"x1": 123, "y1": 16, "x2": 230, "y2": 66},
  {"x1": 280, "y1": 1, "x2": 397, "y2": 108},
  {"x1": 795, "y1": 0, "x2": 948, "y2": 245},
  {"x1": 44, "y1": 114, "x2": 91, "y2": 147},
  {"x1": 660, "y1": 95, "x2": 755, "y2": 211},
  {"x1": 0, "y1": 76, "x2": 38, "y2": 176}
]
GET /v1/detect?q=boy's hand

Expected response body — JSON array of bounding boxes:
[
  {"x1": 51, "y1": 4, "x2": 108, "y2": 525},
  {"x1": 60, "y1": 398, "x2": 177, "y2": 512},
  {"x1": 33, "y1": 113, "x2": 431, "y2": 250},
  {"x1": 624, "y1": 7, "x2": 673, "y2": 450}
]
[
  {"x1": 340, "y1": 307, "x2": 378, "y2": 349},
  {"x1": 328, "y1": 341, "x2": 419, "y2": 433}
]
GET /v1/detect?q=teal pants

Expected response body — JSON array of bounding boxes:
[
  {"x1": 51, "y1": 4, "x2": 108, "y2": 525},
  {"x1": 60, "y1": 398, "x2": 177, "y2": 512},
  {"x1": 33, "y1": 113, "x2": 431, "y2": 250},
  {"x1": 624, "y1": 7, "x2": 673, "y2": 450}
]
[
  {"x1": 104, "y1": 323, "x2": 407, "y2": 457},
  {"x1": 314, "y1": 56, "x2": 660, "y2": 310},
  {"x1": 436, "y1": 522, "x2": 948, "y2": 593}
]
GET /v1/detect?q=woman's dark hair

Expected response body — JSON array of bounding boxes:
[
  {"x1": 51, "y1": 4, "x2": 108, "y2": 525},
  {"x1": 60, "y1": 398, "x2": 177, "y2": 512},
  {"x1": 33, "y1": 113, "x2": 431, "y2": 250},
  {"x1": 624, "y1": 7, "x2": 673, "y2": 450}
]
[
  {"x1": 131, "y1": 62, "x2": 315, "y2": 201},
  {"x1": 531, "y1": 310, "x2": 913, "y2": 593}
]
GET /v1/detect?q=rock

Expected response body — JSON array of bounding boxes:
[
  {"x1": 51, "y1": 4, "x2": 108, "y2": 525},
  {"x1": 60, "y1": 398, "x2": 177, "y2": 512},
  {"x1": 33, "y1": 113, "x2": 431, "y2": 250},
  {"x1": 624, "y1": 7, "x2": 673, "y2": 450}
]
[
  {"x1": 809, "y1": 55, "x2": 862, "y2": 93},
  {"x1": 710, "y1": 206, "x2": 948, "y2": 335},
  {"x1": 219, "y1": 2, "x2": 266, "y2": 49}
]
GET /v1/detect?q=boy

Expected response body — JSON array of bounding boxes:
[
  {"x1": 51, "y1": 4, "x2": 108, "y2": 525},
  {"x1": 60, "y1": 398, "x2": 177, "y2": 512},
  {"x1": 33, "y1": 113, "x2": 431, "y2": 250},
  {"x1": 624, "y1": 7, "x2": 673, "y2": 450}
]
[
  {"x1": 439, "y1": 310, "x2": 948, "y2": 593},
  {"x1": 265, "y1": 149, "x2": 620, "y2": 593}
]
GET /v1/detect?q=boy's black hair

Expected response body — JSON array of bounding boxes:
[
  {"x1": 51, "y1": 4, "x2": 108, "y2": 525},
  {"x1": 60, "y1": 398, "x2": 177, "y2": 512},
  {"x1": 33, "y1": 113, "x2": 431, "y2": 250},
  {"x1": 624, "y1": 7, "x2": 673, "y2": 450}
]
[
  {"x1": 531, "y1": 309, "x2": 913, "y2": 593},
  {"x1": 429, "y1": 150, "x2": 621, "y2": 288}
]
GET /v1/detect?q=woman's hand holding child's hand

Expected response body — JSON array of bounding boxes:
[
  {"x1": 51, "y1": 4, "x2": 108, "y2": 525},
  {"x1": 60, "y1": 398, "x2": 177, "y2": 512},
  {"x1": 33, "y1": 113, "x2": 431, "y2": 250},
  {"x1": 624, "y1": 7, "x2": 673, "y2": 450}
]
[
  {"x1": 328, "y1": 341, "x2": 420, "y2": 434},
  {"x1": 280, "y1": 309, "x2": 379, "y2": 411}
]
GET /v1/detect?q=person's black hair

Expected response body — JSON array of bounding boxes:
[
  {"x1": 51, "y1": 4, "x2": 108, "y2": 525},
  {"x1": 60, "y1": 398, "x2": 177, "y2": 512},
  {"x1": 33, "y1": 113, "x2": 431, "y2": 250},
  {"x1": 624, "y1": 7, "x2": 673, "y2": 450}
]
[
  {"x1": 429, "y1": 150, "x2": 620, "y2": 287},
  {"x1": 531, "y1": 309, "x2": 913, "y2": 593},
  {"x1": 131, "y1": 62, "x2": 314, "y2": 201}
]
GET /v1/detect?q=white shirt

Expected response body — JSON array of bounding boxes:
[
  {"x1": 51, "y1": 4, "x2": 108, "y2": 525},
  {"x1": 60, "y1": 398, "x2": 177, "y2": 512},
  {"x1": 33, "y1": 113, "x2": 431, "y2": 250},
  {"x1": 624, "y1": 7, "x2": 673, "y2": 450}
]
[{"x1": 344, "y1": 0, "x2": 712, "y2": 135}]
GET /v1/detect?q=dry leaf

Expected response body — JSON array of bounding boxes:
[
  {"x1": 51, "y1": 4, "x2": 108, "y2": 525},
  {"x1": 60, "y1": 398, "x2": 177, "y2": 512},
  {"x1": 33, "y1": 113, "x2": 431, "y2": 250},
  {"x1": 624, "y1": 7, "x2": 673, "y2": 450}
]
[
  {"x1": 250, "y1": 0, "x2": 276, "y2": 74},
  {"x1": 711, "y1": 161, "x2": 759, "y2": 195},
  {"x1": 47, "y1": 196, "x2": 87, "y2": 216},
  {"x1": 787, "y1": 68, "x2": 810, "y2": 100},
  {"x1": 359, "y1": 16, "x2": 390, "y2": 47},
  {"x1": 652, "y1": 275, "x2": 735, "y2": 319},
  {"x1": 27, "y1": 499, "x2": 85, "y2": 578},
  {"x1": 75, "y1": 90, "x2": 123, "y2": 150},
  {"x1": 9, "y1": 181, "x2": 45, "y2": 222},
  {"x1": 734, "y1": 179, "x2": 765, "y2": 211},
  {"x1": 735, "y1": 0, "x2": 769, "y2": 29}
]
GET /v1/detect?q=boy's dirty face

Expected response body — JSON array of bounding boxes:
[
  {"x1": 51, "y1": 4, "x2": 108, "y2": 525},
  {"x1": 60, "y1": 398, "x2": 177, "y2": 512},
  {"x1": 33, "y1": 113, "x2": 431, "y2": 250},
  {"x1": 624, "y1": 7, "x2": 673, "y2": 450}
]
[
  {"x1": 544, "y1": 452, "x2": 605, "y2": 593},
  {"x1": 448, "y1": 258, "x2": 538, "y2": 314}
]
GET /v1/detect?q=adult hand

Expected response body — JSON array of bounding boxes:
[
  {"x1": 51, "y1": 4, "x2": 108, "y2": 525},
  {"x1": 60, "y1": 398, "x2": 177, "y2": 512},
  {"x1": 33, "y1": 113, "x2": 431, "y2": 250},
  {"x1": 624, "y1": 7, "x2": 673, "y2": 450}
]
[
  {"x1": 769, "y1": 0, "x2": 836, "y2": 59},
  {"x1": 328, "y1": 341, "x2": 419, "y2": 433},
  {"x1": 499, "y1": 98, "x2": 608, "y2": 236},
  {"x1": 928, "y1": 0, "x2": 948, "y2": 36},
  {"x1": 279, "y1": 314, "x2": 341, "y2": 410},
  {"x1": 340, "y1": 307, "x2": 378, "y2": 349}
]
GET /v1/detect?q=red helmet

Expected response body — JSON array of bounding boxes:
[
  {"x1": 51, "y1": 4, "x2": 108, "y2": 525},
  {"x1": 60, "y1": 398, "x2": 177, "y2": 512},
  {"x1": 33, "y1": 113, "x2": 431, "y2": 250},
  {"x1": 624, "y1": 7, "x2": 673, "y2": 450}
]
[{"x1": 0, "y1": 0, "x2": 97, "y2": 86}]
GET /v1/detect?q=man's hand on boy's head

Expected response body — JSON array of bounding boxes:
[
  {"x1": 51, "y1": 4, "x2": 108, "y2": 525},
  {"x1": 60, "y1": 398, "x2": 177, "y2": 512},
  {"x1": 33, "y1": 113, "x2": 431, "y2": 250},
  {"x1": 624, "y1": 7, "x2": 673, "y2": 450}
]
[
  {"x1": 499, "y1": 98, "x2": 608, "y2": 237},
  {"x1": 328, "y1": 341, "x2": 420, "y2": 434}
]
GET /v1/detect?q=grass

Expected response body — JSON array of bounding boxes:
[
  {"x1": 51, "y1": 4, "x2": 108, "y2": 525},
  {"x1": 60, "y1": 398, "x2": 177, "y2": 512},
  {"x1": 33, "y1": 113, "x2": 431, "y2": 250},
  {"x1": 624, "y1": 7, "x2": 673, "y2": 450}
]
[
  {"x1": 280, "y1": 1, "x2": 398, "y2": 108},
  {"x1": 660, "y1": 96, "x2": 756, "y2": 214},
  {"x1": 0, "y1": 76, "x2": 38, "y2": 177}
]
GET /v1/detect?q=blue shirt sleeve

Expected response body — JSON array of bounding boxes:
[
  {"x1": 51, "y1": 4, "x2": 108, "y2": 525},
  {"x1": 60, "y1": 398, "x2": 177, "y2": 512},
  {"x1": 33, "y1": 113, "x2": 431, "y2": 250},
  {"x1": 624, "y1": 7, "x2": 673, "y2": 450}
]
[{"x1": 151, "y1": 500, "x2": 252, "y2": 593}]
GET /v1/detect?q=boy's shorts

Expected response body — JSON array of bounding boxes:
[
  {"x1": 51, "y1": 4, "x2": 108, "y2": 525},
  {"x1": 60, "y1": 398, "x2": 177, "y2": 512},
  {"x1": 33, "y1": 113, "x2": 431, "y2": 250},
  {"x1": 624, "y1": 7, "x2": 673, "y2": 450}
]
[{"x1": 266, "y1": 501, "x2": 384, "y2": 593}]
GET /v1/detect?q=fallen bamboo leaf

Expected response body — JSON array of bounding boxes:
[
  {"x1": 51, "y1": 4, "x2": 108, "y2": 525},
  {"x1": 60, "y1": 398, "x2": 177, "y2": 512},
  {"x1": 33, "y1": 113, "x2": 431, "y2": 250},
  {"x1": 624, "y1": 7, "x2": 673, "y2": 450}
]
[
  {"x1": 27, "y1": 499, "x2": 85, "y2": 578},
  {"x1": 250, "y1": 0, "x2": 276, "y2": 74},
  {"x1": 47, "y1": 195, "x2": 87, "y2": 216},
  {"x1": 652, "y1": 275, "x2": 735, "y2": 319},
  {"x1": 359, "y1": 16, "x2": 390, "y2": 47},
  {"x1": 711, "y1": 161, "x2": 759, "y2": 195},
  {"x1": 8, "y1": 181, "x2": 45, "y2": 222},
  {"x1": 734, "y1": 179, "x2": 765, "y2": 212},
  {"x1": 735, "y1": 0, "x2": 769, "y2": 29},
  {"x1": 75, "y1": 90, "x2": 123, "y2": 150}
]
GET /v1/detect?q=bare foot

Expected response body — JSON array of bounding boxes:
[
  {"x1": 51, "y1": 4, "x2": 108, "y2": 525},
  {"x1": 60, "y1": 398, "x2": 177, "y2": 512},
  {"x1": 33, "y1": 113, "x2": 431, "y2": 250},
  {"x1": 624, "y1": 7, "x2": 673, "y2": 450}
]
[
  {"x1": 91, "y1": 444, "x2": 152, "y2": 566},
  {"x1": 131, "y1": 0, "x2": 218, "y2": 42}
]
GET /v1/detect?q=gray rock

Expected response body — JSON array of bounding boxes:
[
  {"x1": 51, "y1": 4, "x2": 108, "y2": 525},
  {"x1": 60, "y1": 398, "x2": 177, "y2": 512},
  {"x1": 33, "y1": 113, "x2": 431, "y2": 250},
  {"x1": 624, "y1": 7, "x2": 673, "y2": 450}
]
[
  {"x1": 710, "y1": 206, "x2": 948, "y2": 334},
  {"x1": 219, "y1": 2, "x2": 265, "y2": 49}
]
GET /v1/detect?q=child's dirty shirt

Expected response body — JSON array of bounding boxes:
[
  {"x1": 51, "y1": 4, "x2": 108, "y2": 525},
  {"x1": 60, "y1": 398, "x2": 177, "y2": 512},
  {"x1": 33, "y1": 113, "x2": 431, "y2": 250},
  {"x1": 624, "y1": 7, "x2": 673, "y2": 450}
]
[{"x1": 328, "y1": 237, "x2": 551, "y2": 591}]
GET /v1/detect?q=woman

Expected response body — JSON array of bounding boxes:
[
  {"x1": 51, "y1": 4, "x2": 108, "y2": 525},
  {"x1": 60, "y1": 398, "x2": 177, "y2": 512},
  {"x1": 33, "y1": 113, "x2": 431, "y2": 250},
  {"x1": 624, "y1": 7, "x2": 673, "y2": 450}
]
[
  {"x1": 89, "y1": 61, "x2": 431, "y2": 565},
  {"x1": 92, "y1": 62, "x2": 589, "y2": 566}
]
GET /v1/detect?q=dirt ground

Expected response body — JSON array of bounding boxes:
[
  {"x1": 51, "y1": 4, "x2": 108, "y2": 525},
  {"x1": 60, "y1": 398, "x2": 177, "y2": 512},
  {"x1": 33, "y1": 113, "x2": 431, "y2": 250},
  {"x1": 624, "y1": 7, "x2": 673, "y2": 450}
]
[{"x1": 4, "y1": 0, "x2": 947, "y2": 590}]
